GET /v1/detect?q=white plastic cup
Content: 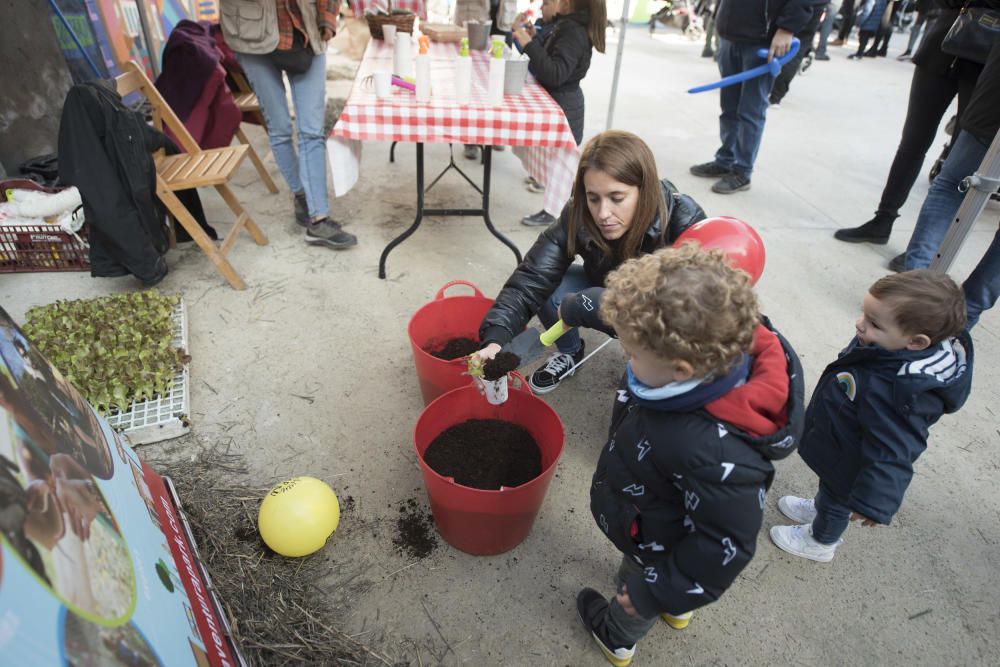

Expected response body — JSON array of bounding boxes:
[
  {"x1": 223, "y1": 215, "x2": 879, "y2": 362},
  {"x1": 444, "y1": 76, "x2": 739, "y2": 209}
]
[
  {"x1": 374, "y1": 71, "x2": 392, "y2": 98},
  {"x1": 476, "y1": 375, "x2": 509, "y2": 405},
  {"x1": 383, "y1": 24, "x2": 397, "y2": 44}
]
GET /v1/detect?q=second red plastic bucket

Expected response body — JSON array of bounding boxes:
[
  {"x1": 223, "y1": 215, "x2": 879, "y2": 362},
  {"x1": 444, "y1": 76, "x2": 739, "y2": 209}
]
[
  {"x1": 408, "y1": 280, "x2": 495, "y2": 405},
  {"x1": 414, "y1": 376, "x2": 565, "y2": 556}
]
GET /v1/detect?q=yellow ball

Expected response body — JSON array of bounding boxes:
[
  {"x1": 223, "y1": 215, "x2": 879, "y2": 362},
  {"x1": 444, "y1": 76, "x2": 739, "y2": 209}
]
[{"x1": 258, "y1": 476, "x2": 340, "y2": 557}]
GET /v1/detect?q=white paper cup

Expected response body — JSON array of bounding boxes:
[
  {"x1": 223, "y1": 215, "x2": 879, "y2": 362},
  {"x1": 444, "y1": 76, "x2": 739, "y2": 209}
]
[
  {"x1": 476, "y1": 375, "x2": 509, "y2": 405},
  {"x1": 383, "y1": 24, "x2": 397, "y2": 44},
  {"x1": 374, "y1": 71, "x2": 392, "y2": 98}
]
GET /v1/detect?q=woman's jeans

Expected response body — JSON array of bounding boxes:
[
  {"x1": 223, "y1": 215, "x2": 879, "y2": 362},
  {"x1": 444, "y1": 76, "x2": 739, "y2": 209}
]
[
  {"x1": 538, "y1": 264, "x2": 591, "y2": 355},
  {"x1": 904, "y1": 130, "x2": 1000, "y2": 329},
  {"x1": 811, "y1": 482, "x2": 852, "y2": 544},
  {"x1": 236, "y1": 51, "x2": 330, "y2": 219}
]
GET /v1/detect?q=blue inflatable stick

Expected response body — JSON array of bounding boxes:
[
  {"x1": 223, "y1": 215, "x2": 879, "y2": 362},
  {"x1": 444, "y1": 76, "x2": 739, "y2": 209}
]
[{"x1": 688, "y1": 38, "x2": 801, "y2": 94}]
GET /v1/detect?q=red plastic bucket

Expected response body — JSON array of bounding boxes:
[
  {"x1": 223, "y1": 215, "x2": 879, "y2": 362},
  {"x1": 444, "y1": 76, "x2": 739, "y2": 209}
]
[
  {"x1": 414, "y1": 375, "x2": 565, "y2": 555},
  {"x1": 408, "y1": 280, "x2": 495, "y2": 405}
]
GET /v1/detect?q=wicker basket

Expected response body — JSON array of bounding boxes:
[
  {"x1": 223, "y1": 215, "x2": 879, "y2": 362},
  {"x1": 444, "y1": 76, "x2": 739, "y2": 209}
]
[
  {"x1": 366, "y1": 9, "x2": 417, "y2": 40},
  {"x1": 0, "y1": 179, "x2": 90, "y2": 273}
]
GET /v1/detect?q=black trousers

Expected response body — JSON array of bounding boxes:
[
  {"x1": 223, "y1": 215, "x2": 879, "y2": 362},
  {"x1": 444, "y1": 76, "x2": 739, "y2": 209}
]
[
  {"x1": 770, "y1": 5, "x2": 824, "y2": 103},
  {"x1": 875, "y1": 65, "x2": 977, "y2": 218},
  {"x1": 837, "y1": 0, "x2": 857, "y2": 40}
]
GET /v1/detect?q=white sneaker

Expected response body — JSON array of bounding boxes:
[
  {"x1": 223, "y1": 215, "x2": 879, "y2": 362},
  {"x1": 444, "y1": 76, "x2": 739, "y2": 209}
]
[
  {"x1": 769, "y1": 524, "x2": 841, "y2": 563},
  {"x1": 778, "y1": 495, "x2": 817, "y2": 524}
]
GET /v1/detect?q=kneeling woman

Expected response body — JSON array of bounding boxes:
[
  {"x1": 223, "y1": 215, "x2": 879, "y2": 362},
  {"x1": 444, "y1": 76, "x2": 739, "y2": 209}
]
[{"x1": 478, "y1": 130, "x2": 706, "y2": 393}]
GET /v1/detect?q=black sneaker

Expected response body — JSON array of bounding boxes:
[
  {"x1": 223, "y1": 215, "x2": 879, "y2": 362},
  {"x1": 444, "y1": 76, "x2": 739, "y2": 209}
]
[
  {"x1": 521, "y1": 210, "x2": 557, "y2": 227},
  {"x1": 815, "y1": 52, "x2": 830, "y2": 61},
  {"x1": 305, "y1": 218, "x2": 358, "y2": 249},
  {"x1": 690, "y1": 161, "x2": 731, "y2": 178},
  {"x1": 711, "y1": 172, "x2": 751, "y2": 194},
  {"x1": 528, "y1": 342, "x2": 584, "y2": 394},
  {"x1": 889, "y1": 252, "x2": 906, "y2": 272},
  {"x1": 576, "y1": 588, "x2": 636, "y2": 667},
  {"x1": 294, "y1": 192, "x2": 310, "y2": 227},
  {"x1": 833, "y1": 214, "x2": 895, "y2": 244}
]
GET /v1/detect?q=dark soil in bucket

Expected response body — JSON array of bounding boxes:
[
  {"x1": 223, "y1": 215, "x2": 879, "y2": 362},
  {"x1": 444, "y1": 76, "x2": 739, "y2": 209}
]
[
  {"x1": 482, "y1": 352, "x2": 520, "y2": 381},
  {"x1": 424, "y1": 419, "x2": 541, "y2": 490},
  {"x1": 428, "y1": 336, "x2": 480, "y2": 360},
  {"x1": 392, "y1": 498, "x2": 438, "y2": 559}
]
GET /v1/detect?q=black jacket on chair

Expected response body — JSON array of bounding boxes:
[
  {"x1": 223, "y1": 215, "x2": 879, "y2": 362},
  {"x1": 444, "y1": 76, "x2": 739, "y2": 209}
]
[
  {"x1": 58, "y1": 81, "x2": 169, "y2": 283},
  {"x1": 479, "y1": 179, "x2": 706, "y2": 346}
]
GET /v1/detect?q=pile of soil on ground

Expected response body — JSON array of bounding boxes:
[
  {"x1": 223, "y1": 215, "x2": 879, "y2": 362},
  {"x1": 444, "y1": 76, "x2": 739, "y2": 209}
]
[
  {"x1": 482, "y1": 351, "x2": 520, "y2": 381},
  {"x1": 423, "y1": 419, "x2": 541, "y2": 490},
  {"x1": 427, "y1": 337, "x2": 480, "y2": 360},
  {"x1": 392, "y1": 498, "x2": 438, "y2": 559}
]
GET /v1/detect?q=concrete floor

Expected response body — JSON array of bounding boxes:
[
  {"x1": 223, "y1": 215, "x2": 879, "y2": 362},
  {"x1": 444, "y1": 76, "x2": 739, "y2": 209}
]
[{"x1": 4, "y1": 24, "x2": 1000, "y2": 666}]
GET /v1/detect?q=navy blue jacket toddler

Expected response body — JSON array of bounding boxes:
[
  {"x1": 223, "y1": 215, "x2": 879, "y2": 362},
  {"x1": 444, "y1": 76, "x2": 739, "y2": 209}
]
[
  {"x1": 798, "y1": 333, "x2": 974, "y2": 525},
  {"x1": 590, "y1": 320, "x2": 805, "y2": 618}
]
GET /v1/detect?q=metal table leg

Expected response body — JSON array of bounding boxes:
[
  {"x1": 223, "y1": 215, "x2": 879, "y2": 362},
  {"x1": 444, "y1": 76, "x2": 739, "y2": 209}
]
[{"x1": 378, "y1": 143, "x2": 523, "y2": 279}]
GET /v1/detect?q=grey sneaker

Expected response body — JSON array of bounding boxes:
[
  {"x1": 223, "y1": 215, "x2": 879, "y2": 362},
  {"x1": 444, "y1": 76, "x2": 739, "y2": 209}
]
[
  {"x1": 294, "y1": 192, "x2": 310, "y2": 227},
  {"x1": 778, "y1": 495, "x2": 818, "y2": 524},
  {"x1": 711, "y1": 173, "x2": 752, "y2": 194},
  {"x1": 690, "y1": 161, "x2": 731, "y2": 178},
  {"x1": 305, "y1": 218, "x2": 357, "y2": 249},
  {"x1": 463, "y1": 144, "x2": 480, "y2": 160},
  {"x1": 521, "y1": 210, "x2": 557, "y2": 227}
]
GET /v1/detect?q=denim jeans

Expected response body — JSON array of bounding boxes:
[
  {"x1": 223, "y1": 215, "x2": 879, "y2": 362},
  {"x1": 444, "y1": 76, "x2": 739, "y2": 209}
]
[
  {"x1": 605, "y1": 556, "x2": 659, "y2": 648},
  {"x1": 904, "y1": 131, "x2": 990, "y2": 270},
  {"x1": 815, "y1": 2, "x2": 840, "y2": 57},
  {"x1": 770, "y1": 5, "x2": 824, "y2": 104},
  {"x1": 538, "y1": 264, "x2": 591, "y2": 355},
  {"x1": 811, "y1": 482, "x2": 852, "y2": 544},
  {"x1": 964, "y1": 225, "x2": 1000, "y2": 329},
  {"x1": 714, "y1": 38, "x2": 775, "y2": 178},
  {"x1": 236, "y1": 51, "x2": 330, "y2": 219}
]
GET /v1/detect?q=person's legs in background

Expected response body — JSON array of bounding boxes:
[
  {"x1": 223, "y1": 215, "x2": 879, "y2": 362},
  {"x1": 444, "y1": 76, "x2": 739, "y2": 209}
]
[
  {"x1": 236, "y1": 53, "x2": 304, "y2": 207},
  {"x1": 770, "y1": 5, "x2": 825, "y2": 105},
  {"x1": 904, "y1": 131, "x2": 990, "y2": 269},
  {"x1": 832, "y1": 0, "x2": 857, "y2": 44},
  {"x1": 711, "y1": 40, "x2": 773, "y2": 193},
  {"x1": 288, "y1": 52, "x2": 358, "y2": 248},
  {"x1": 898, "y1": 5, "x2": 927, "y2": 59},
  {"x1": 835, "y1": 66, "x2": 961, "y2": 243},
  {"x1": 815, "y1": 2, "x2": 840, "y2": 59},
  {"x1": 964, "y1": 224, "x2": 1000, "y2": 329},
  {"x1": 871, "y1": 0, "x2": 897, "y2": 56},
  {"x1": 702, "y1": 38, "x2": 740, "y2": 173},
  {"x1": 849, "y1": 29, "x2": 874, "y2": 58}
]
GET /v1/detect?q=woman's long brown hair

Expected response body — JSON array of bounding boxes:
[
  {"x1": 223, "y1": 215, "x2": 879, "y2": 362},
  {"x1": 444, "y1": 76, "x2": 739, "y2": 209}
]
[
  {"x1": 566, "y1": 130, "x2": 667, "y2": 262},
  {"x1": 570, "y1": 0, "x2": 607, "y2": 53}
]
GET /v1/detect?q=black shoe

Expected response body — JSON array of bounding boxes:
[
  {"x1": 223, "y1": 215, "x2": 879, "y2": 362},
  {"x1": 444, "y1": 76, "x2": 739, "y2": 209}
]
[
  {"x1": 896, "y1": 50, "x2": 912, "y2": 61},
  {"x1": 833, "y1": 214, "x2": 896, "y2": 244},
  {"x1": 528, "y1": 342, "x2": 584, "y2": 394},
  {"x1": 889, "y1": 252, "x2": 905, "y2": 272},
  {"x1": 711, "y1": 172, "x2": 751, "y2": 194},
  {"x1": 690, "y1": 161, "x2": 731, "y2": 178},
  {"x1": 141, "y1": 256, "x2": 168, "y2": 287},
  {"x1": 305, "y1": 218, "x2": 358, "y2": 249},
  {"x1": 876, "y1": 47, "x2": 887, "y2": 57},
  {"x1": 815, "y1": 53, "x2": 830, "y2": 61},
  {"x1": 701, "y1": 48, "x2": 715, "y2": 58},
  {"x1": 521, "y1": 210, "x2": 557, "y2": 227},
  {"x1": 294, "y1": 192, "x2": 309, "y2": 227},
  {"x1": 847, "y1": 52, "x2": 863, "y2": 60},
  {"x1": 463, "y1": 144, "x2": 480, "y2": 160},
  {"x1": 863, "y1": 48, "x2": 878, "y2": 58},
  {"x1": 576, "y1": 588, "x2": 636, "y2": 667}
]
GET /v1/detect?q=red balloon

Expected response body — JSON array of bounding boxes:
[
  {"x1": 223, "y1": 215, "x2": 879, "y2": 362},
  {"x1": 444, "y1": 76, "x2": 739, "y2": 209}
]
[{"x1": 673, "y1": 216, "x2": 766, "y2": 286}]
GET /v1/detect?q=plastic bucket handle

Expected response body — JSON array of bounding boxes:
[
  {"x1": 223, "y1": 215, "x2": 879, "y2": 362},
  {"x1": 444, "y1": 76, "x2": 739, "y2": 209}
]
[{"x1": 435, "y1": 280, "x2": 485, "y2": 301}]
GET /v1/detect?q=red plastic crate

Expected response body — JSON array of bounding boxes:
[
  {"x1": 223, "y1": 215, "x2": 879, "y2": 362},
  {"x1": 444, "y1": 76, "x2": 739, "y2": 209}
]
[{"x1": 0, "y1": 178, "x2": 90, "y2": 273}]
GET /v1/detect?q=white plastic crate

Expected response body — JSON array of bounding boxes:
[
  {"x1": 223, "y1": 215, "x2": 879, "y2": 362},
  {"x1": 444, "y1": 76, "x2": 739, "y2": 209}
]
[{"x1": 105, "y1": 298, "x2": 190, "y2": 445}]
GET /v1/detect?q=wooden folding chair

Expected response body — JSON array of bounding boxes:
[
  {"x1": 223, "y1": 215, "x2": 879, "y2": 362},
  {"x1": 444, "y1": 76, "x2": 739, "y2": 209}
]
[
  {"x1": 115, "y1": 61, "x2": 268, "y2": 290},
  {"x1": 227, "y1": 68, "x2": 279, "y2": 194}
]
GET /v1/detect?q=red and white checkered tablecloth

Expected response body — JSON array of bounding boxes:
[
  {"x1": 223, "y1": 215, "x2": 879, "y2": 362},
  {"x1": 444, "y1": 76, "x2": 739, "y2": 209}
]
[
  {"x1": 328, "y1": 40, "x2": 580, "y2": 217},
  {"x1": 350, "y1": 0, "x2": 427, "y2": 21}
]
